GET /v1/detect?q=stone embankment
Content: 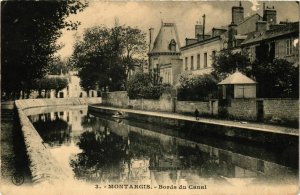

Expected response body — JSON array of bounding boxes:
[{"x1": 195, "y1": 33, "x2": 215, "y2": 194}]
[{"x1": 15, "y1": 98, "x2": 101, "y2": 185}]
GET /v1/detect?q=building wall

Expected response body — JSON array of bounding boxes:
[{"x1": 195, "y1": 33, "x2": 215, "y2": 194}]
[
  {"x1": 149, "y1": 54, "x2": 181, "y2": 84},
  {"x1": 236, "y1": 14, "x2": 262, "y2": 35},
  {"x1": 274, "y1": 37, "x2": 299, "y2": 64},
  {"x1": 181, "y1": 39, "x2": 222, "y2": 75},
  {"x1": 234, "y1": 84, "x2": 256, "y2": 98}
]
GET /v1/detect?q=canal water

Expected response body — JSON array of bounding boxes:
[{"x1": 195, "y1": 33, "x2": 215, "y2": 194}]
[{"x1": 28, "y1": 107, "x2": 298, "y2": 187}]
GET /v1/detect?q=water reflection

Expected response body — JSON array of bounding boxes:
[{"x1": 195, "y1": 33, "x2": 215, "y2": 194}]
[{"x1": 29, "y1": 109, "x2": 298, "y2": 186}]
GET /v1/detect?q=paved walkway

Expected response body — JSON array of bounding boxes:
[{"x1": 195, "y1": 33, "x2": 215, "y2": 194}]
[
  {"x1": 1, "y1": 101, "x2": 32, "y2": 186},
  {"x1": 90, "y1": 105, "x2": 299, "y2": 136}
]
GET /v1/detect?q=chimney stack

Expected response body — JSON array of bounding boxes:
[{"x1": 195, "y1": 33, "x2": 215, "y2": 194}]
[
  {"x1": 149, "y1": 28, "x2": 154, "y2": 51},
  {"x1": 195, "y1": 22, "x2": 203, "y2": 38},
  {"x1": 263, "y1": 5, "x2": 277, "y2": 25},
  {"x1": 256, "y1": 21, "x2": 267, "y2": 32},
  {"x1": 202, "y1": 14, "x2": 206, "y2": 40},
  {"x1": 232, "y1": 1, "x2": 244, "y2": 25}
]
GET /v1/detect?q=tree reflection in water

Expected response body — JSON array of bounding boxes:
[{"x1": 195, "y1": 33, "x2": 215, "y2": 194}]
[
  {"x1": 70, "y1": 127, "x2": 127, "y2": 183},
  {"x1": 32, "y1": 113, "x2": 70, "y2": 146}
]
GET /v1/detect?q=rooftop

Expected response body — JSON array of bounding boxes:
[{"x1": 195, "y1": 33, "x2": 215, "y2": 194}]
[
  {"x1": 149, "y1": 22, "x2": 181, "y2": 54},
  {"x1": 218, "y1": 71, "x2": 257, "y2": 85}
]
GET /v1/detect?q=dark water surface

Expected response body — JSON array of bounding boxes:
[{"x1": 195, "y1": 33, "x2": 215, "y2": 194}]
[{"x1": 28, "y1": 108, "x2": 298, "y2": 186}]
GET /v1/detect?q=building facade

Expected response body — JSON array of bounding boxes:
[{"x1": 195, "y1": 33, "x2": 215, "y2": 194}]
[
  {"x1": 49, "y1": 71, "x2": 98, "y2": 98},
  {"x1": 148, "y1": 22, "x2": 182, "y2": 85},
  {"x1": 180, "y1": 2, "x2": 262, "y2": 76}
]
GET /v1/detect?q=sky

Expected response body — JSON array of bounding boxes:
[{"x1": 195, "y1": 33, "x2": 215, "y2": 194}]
[{"x1": 56, "y1": 0, "x2": 299, "y2": 59}]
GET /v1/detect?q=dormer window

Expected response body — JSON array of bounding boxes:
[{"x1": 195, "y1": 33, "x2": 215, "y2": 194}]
[{"x1": 169, "y1": 39, "x2": 176, "y2": 51}]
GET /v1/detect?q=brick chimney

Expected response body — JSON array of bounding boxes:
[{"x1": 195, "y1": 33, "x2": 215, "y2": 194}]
[
  {"x1": 228, "y1": 22, "x2": 237, "y2": 48},
  {"x1": 232, "y1": 1, "x2": 244, "y2": 25},
  {"x1": 263, "y1": 5, "x2": 277, "y2": 25},
  {"x1": 149, "y1": 28, "x2": 154, "y2": 51},
  {"x1": 256, "y1": 21, "x2": 267, "y2": 32},
  {"x1": 195, "y1": 23, "x2": 203, "y2": 38}
]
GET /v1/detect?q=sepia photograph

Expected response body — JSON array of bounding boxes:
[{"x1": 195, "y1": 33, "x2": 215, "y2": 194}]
[{"x1": 1, "y1": 0, "x2": 299, "y2": 194}]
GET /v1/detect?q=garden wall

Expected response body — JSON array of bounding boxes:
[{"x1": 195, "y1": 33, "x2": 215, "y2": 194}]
[
  {"x1": 263, "y1": 99, "x2": 299, "y2": 124},
  {"x1": 226, "y1": 99, "x2": 257, "y2": 120}
]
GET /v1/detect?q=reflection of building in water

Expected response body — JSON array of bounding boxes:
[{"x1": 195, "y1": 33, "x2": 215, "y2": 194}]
[
  {"x1": 120, "y1": 158, "x2": 151, "y2": 184},
  {"x1": 100, "y1": 117, "x2": 297, "y2": 185}
]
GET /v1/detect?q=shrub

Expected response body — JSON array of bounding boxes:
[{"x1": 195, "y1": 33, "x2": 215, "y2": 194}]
[
  {"x1": 127, "y1": 72, "x2": 171, "y2": 99},
  {"x1": 177, "y1": 73, "x2": 218, "y2": 101}
]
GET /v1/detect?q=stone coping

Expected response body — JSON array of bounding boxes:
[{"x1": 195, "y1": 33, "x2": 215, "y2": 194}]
[{"x1": 14, "y1": 98, "x2": 102, "y2": 185}]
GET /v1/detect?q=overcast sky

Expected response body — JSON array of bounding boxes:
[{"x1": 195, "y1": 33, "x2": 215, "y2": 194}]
[{"x1": 57, "y1": 1, "x2": 299, "y2": 59}]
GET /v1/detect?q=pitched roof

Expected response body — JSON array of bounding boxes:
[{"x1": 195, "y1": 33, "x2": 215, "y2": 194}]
[
  {"x1": 149, "y1": 22, "x2": 181, "y2": 53},
  {"x1": 218, "y1": 71, "x2": 256, "y2": 85},
  {"x1": 241, "y1": 22, "x2": 299, "y2": 45}
]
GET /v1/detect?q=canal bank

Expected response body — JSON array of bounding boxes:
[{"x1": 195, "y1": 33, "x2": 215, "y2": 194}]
[
  {"x1": 88, "y1": 105, "x2": 298, "y2": 145},
  {"x1": 13, "y1": 97, "x2": 102, "y2": 185}
]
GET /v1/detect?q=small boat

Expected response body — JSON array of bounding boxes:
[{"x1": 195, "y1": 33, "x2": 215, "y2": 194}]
[{"x1": 112, "y1": 112, "x2": 126, "y2": 119}]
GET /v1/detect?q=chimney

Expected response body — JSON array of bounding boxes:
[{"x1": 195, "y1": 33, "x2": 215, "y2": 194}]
[
  {"x1": 149, "y1": 28, "x2": 154, "y2": 51},
  {"x1": 256, "y1": 21, "x2": 267, "y2": 32},
  {"x1": 195, "y1": 23, "x2": 203, "y2": 38},
  {"x1": 232, "y1": 1, "x2": 244, "y2": 25},
  {"x1": 263, "y1": 6, "x2": 277, "y2": 25},
  {"x1": 228, "y1": 22, "x2": 237, "y2": 48},
  {"x1": 212, "y1": 28, "x2": 227, "y2": 37},
  {"x1": 202, "y1": 14, "x2": 206, "y2": 40}
]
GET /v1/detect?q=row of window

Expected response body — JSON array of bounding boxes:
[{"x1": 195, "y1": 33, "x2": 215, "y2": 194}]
[
  {"x1": 275, "y1": 38, "x2": 298, "y2": 57},
  {"x1": 184, "y1": 51, "x2": 216, "y2": 71}
]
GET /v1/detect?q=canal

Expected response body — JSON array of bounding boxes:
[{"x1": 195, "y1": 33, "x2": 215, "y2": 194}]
[{"x1": 27, "y1": 106, "x2": 298, "y2": 187}]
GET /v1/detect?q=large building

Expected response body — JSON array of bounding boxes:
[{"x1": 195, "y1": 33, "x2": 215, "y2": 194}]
[
  {"x1": 180, "y1": 2, "x2": 299, "y2": 79},
  {"x1": 180, "y1": 2, "x2": 262, "y2": 76},
  {"x1": 148, "y1": 22, "x2": 182, "y2": 85}
]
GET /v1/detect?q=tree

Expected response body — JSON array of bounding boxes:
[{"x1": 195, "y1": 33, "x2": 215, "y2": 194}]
[
  {"x1": 1, "y1": 1, "x2": 88, "y2": 99},
  {"x1": 71, "y1": 25, "x2": 147, "y2": 93},
  {"x1": 126, "y1": 72, "x2": 171, "y2": 99},
  {"x1": 177, "y1": 73, "x2": 218, "y2": 101},
  {"x1": 33, "y1": 77, "x2": 68, "y2": 98},
  {"x1": 54, "y1": 77, "x2": 69, "y2": 98},
  {"x1": 252, "y1": 59, "x2": 299, "y2": 98},
  {"x1": 46, "y1": 57, "x2": 72, "y2": 75},
  {"x1": 211, "y1": 50, "x2": 252, "y2": 80}
]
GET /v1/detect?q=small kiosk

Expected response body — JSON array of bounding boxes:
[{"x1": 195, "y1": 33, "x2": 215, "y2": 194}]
[{"x1": 218, "y1": 70, "x2": 257, "y2": 99}]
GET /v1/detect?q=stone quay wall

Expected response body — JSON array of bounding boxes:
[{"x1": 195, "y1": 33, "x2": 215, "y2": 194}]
[
  {"x1": 101, "y1": 91, "x2": 298, "y2": 125},
  {"x1": 14, "y1": 97, "x2": 101, "y2": 185}
]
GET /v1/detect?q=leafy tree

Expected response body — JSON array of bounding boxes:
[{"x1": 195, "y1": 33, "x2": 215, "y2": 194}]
[
  {"x1": 252, "y1": 59, "x2": 299, "y2": 98},
  {"x1": 33, "y1": 77, "x2": 68, "y2": 98},
  {"x1": 54, "y1": 77, "x2": 69, "y2": 98},
  {"x1": 71, "y1": 25, "x2": 147, "y2": 93},
  {"x1": 127, "y1": 72, "x2": 171, "y2": 99},
  {"x1": 1, "y1": 0, "x2": 88, "y2": 99},
  {"x1": 211, "y1": 50, "x2": 252, "y2": 80},
  {"x1": 46, "y1": 57, "x2": 72, "y2": 75},
  {"x1": 177, "y1": 73, "x2": 218, "y2": 101}
]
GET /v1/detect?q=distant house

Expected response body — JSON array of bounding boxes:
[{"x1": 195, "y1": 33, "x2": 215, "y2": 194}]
[
  {"x1": 218, "y1": 70, "x2": 257, "y2": 99},
  {"x1": 148, "y1": 22, "x2": 182, "y2": 85},
  {"x1": 48, "y1": 71, "x2": 98, "y2": 98}
]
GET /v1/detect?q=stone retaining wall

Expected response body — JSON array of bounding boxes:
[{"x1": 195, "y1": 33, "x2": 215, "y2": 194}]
[
  {"x1": 226, "y1": 99, "x2": 257, "y2": 120},
  {"x1": 14, "y1": 97, "x2": 102, "y2": 185},
  {"x1": 263, "y1": 99, "x2": 299, "y2": 124}
]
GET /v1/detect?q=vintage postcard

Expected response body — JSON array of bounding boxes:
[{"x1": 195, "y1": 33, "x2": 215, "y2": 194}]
[{"x1": 1, "y1": 1, "x2": 299, "y2": 195}]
